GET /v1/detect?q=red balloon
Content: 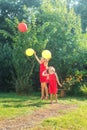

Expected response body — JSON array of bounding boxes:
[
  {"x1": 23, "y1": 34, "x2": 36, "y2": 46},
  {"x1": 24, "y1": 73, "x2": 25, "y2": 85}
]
[{"x1": 18, "y1": 22, "x2": 28, "y2": 32}]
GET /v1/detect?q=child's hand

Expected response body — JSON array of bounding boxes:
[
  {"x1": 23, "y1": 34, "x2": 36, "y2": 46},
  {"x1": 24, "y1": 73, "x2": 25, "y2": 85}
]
[
  {"x1": 59, "y1": 83, "x2": 62, "y2": 87},
  {"x1": 46, "y1": 66, "x2": 49, "y2": 70},
  {"x1": 34, "y1": 51, "x2": 36, "y2": 55},
  {"x1": 47, "y1": 74, "x2": 49, "y2": 80}
]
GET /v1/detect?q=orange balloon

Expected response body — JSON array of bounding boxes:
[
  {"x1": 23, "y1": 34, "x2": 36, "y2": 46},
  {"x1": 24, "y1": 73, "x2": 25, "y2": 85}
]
[{"x1": 18, "y1": 22, "x2": 28, "y2": 32}]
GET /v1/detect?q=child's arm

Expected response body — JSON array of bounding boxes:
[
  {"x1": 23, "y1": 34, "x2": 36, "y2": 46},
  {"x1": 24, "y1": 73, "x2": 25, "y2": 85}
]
[
  {"x1": 42, "y1": 70, "x2": 48, "y2": 76},
  {"x1": 42, "y1": 70, "x2": 49, "y2": 80},
  {"x1": 55, "y1": 73, "x2": 62, "y2": 87},
  {"x1": 34, "y1": 52, "x2": 41, "y2": 64}
]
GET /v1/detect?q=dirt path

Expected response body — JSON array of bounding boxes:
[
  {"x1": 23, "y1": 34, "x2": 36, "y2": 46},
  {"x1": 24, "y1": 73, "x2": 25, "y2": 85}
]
[{"x1": 0, "y1": 103, "x2": 77, "y2": 130}]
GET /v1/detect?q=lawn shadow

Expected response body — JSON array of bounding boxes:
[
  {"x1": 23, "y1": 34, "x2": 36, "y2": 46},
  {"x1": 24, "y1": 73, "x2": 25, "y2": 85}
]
[
  {"x1": 58, "y1": 96, "x2": 87, "y2": 103},
  {"x1": 2, "y1": 100, "x2": 50, "y2": 108}
]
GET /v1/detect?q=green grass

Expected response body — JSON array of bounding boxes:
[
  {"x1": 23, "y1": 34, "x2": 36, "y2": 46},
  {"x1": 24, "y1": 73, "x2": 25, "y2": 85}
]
[
  {"x1": 0, "y1": 93, "x2": 87, "y2": 130},
  {"x1": 0, "y1": 92, "x2": 49, "y2": 120},
  {"x1": 30, "y1": 97, "x2": 87, "y2": 130},
  {"x1": 41, "y1": 106, "x2": 87, "y2": 130}
]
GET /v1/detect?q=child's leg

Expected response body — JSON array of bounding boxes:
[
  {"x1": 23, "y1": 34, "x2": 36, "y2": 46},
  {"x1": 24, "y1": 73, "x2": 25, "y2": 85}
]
[
  {"x1": 44, "y1": 83, "x2": 48, "y2": 99},
  {"x1": 54, "y1": 94, "x2": 58, "y2": 103},
  {"x1": 41, "y1": 83, "x2": 45, "y2": 99},
  {"x1": 50, "y1": 94, "x2": 53, "y2": 104}
]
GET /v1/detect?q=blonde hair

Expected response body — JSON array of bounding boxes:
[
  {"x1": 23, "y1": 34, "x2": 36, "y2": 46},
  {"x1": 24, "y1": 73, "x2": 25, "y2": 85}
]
[
  {"x1": 49, "y1": 66, "x2": 55, "y2": 72},
  {"x1": 51, "y1": 67, "x2": 55, "y2": 72}
]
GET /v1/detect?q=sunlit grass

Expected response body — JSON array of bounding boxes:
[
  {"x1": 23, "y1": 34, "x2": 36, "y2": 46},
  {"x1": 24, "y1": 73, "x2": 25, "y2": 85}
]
[
  {"x1": 30, "y1": 97, "x2": 87, "y2": 130},
  {"x1": 41, "y1": 106, "x2": 87, "y2": 130},
  {"x1": 0, "y1": 93, "x2": 87, "y2": 130},
  {"x1": 58, "y1": 96, "x2": 87, "y2": 105},
  {"x1": 0, "y1": 92, "x2": 49, "y2": 120}
]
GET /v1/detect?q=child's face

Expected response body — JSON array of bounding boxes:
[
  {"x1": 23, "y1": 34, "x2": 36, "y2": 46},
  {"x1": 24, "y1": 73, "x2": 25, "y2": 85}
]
[
  {"x1": 40, "y1": 57, "x2": 45, "y2": 62},
  {"x1": 48, "y1": 67, "x2": 53, "y2": 74},
  {"x1": 41, "y1": 58, "x2": 48, "y2": 64},
  {"x1": 48, "y1": 67, "x2": 55, "y2": 74}
]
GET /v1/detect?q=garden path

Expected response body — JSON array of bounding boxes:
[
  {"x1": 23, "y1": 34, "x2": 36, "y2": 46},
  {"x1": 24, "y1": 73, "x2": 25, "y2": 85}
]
[{"x1": 0, "y1": 103, "x2": 77, "y2": 130}]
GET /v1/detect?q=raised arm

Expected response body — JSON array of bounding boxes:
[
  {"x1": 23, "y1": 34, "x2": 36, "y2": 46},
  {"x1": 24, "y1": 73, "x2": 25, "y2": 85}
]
[
  {"x1": 55, "y1": 73, "x2": 62, "y2": 87},
  {"x1": 34, "y1": 52, "x2": 41, "y2": 64}
]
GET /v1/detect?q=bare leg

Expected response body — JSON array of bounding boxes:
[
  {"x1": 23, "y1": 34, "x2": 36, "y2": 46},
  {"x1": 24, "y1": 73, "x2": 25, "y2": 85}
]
[
  {"x1": 50, "y1": 94, "x2": 53, "y2": 104},
  {"x1": 54, "y1": 94, "x2": 58, "y2": 103},
  {"x1": 44, "y1": 83, "x2": 48, "y2": 99},
  {"x1": 41, "y1": 83, "x2": 45, "y2": 99}
]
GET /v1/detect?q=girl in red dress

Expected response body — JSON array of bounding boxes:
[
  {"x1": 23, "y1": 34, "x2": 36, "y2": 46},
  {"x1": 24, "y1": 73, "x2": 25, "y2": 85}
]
[
  {"x1": 34, "y1": 52, "x2": 49, "y2": 99},
  {"x1": 43, "y1": 66, "x2": 62, "y2": 104}
]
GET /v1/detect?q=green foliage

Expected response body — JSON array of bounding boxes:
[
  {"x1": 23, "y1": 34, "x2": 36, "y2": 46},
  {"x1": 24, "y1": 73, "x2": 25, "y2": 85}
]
[
  {"x1": 62, "y1": 70, "x2": 87, "y2": 95},
  {"x1": 80, "y1": 84, "x2": 87, "y2": 96},
  {"x1": 38, "y1": 0, "x2": 81, "y2": 74},
  {"x1": 0, "y1": 0, "x2": 87, "y2": 95},
  {"x1": 68, "y1": 0, "x2": 87, "y2": 33},
  {"x1": 0, "y1": 43, "x2": 14, "y2": 92},
  {"x1": 36, "y1": 0, "x2": 87, "y2": 95},
  {"x1": 4, "y1": 7, "x2": 50, "y2": 93}
]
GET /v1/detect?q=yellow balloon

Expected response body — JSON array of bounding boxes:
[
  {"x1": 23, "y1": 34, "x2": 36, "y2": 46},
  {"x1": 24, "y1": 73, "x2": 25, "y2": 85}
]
[
  {"x1": 25, "y1": 48, "x2": 34, "y2": 56},
  {"x1": 42, "y1": 50, "x2": 52, "y2": 59}
]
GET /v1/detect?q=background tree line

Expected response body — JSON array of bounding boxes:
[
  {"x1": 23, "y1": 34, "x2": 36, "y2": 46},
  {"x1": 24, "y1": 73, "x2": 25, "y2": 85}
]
[{"x1": 0, "y1": 0, "x2": 87, "y2": 96}]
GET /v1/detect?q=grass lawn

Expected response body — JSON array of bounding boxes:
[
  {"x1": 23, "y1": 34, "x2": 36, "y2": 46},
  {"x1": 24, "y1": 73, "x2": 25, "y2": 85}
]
[
  {"x1": 0, "y1": 92, "x2": 49, "y2": 120},
  {"x1": 31, "y1": 97, "x2": 87, "y2": 130},
  {"x1": 0, "y1": 93, "x2": 87, "y2": 130}
]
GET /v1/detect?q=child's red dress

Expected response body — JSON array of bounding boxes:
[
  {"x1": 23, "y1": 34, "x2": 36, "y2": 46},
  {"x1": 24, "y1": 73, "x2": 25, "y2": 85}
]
[
  {"x1": 48, "y1": 73, "x2": 58, "y2": 94},
  {"x1": 40, "y1": 63, "x2": 47, "y2": 83}
]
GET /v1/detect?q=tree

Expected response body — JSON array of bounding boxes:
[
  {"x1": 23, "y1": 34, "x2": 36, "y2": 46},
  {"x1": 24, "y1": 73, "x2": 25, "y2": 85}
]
[
  {"x1": 36, "y1": 0, "x2": 87, "y2": 95},
  {"x1": 67, "y1": 0, "x2": 87, "y2": 33},
  {"x1": 0, "y1": 0, "x2": 42, "y2": 92},
  {"x1": 37, "y1": 0, "x2": 81, "y2": 76},
  {"x1": 0, "y1": 0, "x2": 86, "y2": 95},
  {"x1": 0, "y1": 43, "x2": 14, "y2": 92}
]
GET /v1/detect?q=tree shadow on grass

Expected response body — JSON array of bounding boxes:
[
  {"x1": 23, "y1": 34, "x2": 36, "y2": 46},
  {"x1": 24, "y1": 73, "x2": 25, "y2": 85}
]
[
  {"x1": 0, "y1": 92, "x2": 50, "y2": 108},
  {"x1": 2, "y1": 100, "x2": 50, "y2": 108},
  {"x1": 0, "y1": 92, "x2": 40, "y2": 102},
  {"x1": 59, "y1": 96, "x2": 87, "y2": 102}
]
